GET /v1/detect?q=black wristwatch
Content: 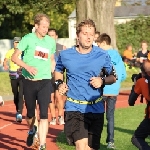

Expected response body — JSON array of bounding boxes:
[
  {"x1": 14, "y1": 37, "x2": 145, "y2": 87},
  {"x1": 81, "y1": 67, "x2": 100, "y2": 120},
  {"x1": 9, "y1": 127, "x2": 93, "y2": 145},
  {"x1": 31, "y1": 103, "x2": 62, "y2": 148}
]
[
  {"x1": 55, "y1": 79, "x2": 63, "y2": 90},
  {"x1": 101, "y1": 77, "x2": 105, "y2": 85}
]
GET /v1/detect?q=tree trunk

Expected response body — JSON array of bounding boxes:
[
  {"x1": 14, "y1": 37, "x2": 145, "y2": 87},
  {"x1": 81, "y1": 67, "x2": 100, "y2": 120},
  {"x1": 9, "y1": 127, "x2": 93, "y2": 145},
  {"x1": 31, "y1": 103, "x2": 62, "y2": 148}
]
[{"x1": 76, "y1": 0, "x2": 117, "y2": 48}]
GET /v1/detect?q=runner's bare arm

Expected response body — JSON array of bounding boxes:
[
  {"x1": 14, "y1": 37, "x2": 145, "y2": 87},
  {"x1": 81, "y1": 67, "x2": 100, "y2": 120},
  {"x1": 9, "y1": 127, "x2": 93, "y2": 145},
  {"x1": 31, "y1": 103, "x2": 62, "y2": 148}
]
[
  {"x1": 54, "y1": 71, "x2": 64, "y2": 81},
  {"x1": 51, "y1": 54, "x2": 56, "y2": 73},
  {"x1": 3, "y1": 58, "x2": 9, "y2": 70}
]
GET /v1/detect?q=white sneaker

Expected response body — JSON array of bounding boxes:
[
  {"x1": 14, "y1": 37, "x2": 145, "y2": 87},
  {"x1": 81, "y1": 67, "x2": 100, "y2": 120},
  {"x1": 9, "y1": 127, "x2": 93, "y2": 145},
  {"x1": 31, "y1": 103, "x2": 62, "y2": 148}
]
[
  {"x1": 58, "y1": 116, "x2": 65, "y2": 125},
  {"x1": 107, "y1": 142, "x2": 115, "y2": 149},
  {"x1": 49, "y1": 118, "x2": 56, "y2": 125},
  {"x1": 0, "y1": 96, "x2": 4, "y2": 106}
]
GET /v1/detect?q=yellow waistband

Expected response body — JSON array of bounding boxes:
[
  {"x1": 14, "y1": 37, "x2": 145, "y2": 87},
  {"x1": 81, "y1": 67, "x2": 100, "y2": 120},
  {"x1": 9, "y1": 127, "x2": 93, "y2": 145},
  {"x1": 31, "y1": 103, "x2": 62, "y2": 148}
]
[{"x1": 67, "y1": 97, "x2": 102, "y2": 105}]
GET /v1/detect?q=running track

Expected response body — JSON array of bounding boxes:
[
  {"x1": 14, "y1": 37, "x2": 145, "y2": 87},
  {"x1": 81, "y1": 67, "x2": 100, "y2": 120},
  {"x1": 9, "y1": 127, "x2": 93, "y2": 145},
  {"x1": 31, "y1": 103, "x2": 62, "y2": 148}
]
[{"x1": 0, "y1": 91, "x2": 144, "y2": 150}]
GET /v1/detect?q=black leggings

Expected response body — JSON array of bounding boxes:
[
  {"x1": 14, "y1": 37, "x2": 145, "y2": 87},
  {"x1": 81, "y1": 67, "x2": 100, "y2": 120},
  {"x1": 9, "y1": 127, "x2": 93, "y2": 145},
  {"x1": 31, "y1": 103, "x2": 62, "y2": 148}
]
[
  {"x1": 23, "y1": 79, "x2": 52, "y2": 119},
  {"x1": 10, "y1": 77, "x2": 24, "y2": 114}
]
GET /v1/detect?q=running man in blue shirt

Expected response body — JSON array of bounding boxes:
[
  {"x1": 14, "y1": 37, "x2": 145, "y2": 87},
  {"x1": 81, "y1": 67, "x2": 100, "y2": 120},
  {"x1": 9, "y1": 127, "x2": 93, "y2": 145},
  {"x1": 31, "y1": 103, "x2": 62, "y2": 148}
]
[{"x1": 54, "y1": 19, "x2": 116, "y2": 150}]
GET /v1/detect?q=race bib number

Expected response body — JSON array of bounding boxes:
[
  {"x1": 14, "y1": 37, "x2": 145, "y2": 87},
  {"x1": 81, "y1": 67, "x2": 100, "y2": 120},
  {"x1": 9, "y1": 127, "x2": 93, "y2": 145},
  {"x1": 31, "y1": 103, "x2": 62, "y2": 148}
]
[{"x1": 34, "y1": 46, "x2": 49, "y2": 60}]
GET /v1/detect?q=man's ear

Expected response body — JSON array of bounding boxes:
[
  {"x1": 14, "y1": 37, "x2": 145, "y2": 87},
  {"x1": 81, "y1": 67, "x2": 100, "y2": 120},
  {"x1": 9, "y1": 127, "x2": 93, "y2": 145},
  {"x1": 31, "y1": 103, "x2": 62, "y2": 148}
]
[
  {"x1": 102, "y1": 41, "x2": 106, "y2": 46},
  {"x1": 76, "y1": 34, "x2": 79, "y2": 40},
  {"x1": 35, "y1": 24, "x2": 38, "y2": 30}
]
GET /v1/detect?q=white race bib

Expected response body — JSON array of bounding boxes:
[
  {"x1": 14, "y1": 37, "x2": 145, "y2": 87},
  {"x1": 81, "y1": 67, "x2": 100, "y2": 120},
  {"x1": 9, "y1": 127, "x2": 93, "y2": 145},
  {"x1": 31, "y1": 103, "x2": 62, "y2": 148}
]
[{"x1": 34, "y1": 46, "x2": 49, "y2": 60}]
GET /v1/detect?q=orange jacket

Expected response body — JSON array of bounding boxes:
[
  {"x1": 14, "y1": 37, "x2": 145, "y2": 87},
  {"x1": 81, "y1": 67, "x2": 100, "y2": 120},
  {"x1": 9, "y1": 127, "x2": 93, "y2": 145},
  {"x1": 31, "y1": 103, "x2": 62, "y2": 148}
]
[
  {"x1": 123, "y1": 50, "x2": 133, "y2": 60},
  {"x1": 128, "y1": 78, "x2": 150, "y2": 118}
]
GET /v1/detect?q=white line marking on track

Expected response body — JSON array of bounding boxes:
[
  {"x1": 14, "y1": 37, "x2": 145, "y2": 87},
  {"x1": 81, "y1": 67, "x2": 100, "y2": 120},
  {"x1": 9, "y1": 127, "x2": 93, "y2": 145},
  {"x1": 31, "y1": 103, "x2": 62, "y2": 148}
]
[
  {"x1": 0, "y1": 119, "x2": 25, "y2": 130},
  {"x1": 0, "y1": 123, "x2": 13, "y2": 130}
]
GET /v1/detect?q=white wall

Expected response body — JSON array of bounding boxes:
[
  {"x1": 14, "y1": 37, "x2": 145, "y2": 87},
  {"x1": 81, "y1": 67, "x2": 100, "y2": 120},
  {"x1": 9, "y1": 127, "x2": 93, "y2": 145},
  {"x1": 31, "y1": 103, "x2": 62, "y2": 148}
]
[
  {"x1": 57, "y1": 38, "x2": 76, "y2": 48},
  {"x1": 114, "y1": 18, "x2": 134, "y2": 24},
  {"x1": 0, "y1": 39, "x2": 13, "y2": 72},
  {"x1": 68, "y1": 18, "x2": 76, "y2": 40}
]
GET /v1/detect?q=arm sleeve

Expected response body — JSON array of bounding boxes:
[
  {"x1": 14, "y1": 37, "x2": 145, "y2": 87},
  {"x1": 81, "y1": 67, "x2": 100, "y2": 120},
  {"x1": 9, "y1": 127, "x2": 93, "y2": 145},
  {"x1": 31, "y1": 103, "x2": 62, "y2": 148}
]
[
  {"x1": 103, "y1": 54, "x2": 113, "y2": 75},
  {"x1": 128, "y1": 85, "x2": 139, "y2": 106},
  {"x1": 134, "y1": 80, "x2": 142, "y2": 95},
  {"x1": 128, "y1": 81, "x2": 141, "y2": 106}
]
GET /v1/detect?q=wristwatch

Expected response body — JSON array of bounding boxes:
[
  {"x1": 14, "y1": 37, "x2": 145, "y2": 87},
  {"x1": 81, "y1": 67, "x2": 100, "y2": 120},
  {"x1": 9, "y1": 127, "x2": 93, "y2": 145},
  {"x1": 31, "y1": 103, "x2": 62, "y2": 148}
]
[
  {"x1": 101, "y1": 77, "x2": 105, "y2": 85},
  {"x1": 55, "y1": 79, "x2": 63, "y2": 90}
]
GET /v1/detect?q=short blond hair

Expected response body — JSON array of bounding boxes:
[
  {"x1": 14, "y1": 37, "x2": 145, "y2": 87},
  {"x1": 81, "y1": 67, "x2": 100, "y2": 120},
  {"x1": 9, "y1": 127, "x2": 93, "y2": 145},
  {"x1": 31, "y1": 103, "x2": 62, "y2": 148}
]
[{"x1": 34, "y1": 13, "x2": 50, "y2": 25}]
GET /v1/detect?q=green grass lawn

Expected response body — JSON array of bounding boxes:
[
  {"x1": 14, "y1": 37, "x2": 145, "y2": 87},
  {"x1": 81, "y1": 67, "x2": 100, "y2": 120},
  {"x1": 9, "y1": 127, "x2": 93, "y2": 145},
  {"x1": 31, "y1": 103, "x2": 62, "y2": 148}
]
[
  {"x1": 57, "y1": 104, "x2": 150, "y2": 150},
  {"x1": 0, "y1": 72, "x2": 12, "y2": 95}
]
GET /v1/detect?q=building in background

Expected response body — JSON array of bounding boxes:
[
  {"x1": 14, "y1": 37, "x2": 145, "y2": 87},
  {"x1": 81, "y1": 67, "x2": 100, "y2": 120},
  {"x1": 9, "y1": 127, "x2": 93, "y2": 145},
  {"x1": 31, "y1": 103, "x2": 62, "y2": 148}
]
[{"x1": 68, "y1": 1, "x2": 150, "y2": 39}]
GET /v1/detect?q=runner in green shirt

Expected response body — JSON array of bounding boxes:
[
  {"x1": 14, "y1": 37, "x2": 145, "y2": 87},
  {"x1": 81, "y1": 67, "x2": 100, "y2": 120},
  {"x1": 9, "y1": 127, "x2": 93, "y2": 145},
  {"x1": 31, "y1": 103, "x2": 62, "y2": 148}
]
[{"x1": 12, "y1": 13, "x2": 56, "y2": 150}]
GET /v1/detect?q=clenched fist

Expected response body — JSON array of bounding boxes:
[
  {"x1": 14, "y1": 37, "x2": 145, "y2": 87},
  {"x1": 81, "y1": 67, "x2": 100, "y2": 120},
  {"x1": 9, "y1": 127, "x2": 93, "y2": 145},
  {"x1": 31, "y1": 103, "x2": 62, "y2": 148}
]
[{"x1": 90, "y1": 77, "x2": 104, "y2": 88}]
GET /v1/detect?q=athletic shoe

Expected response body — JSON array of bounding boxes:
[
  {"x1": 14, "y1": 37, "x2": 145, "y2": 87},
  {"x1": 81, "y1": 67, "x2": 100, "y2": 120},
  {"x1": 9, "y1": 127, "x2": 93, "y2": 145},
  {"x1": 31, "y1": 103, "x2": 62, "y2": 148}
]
[
  {"x1": 58, "y1": 116, "x2": 65, "y2": 125},
  {"x1": 16, "y1": 113, "x2": 22, "y2": 123},
  {"x1": 107, "y1": 142, "x2": 115, "y2": 149},
  {"x1": 49, "y1": 117, "x2": 56, "y2": 125},
  {"x1": 26, "y1": 125, "x2": 37, "y2": 147},
  {"x1": 0, "y1": 96, "x2": 4, "y2": 106},
  {"x1": 39, "y1": 143, "x2": 46, "y2": 150}
]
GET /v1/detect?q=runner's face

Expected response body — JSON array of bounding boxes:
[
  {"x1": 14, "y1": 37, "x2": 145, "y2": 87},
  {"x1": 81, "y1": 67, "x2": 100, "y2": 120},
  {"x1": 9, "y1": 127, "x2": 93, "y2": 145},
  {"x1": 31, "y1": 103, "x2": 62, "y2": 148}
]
[
  {"x1": 142, "y1": 43, "x2": 148, "y2": 51},
  {"x1": 94, "y1": 33, "x2": 99, "y2": 41},
  {"x1": 128, "y1": 46, "x2": 132, "y2": 51},
  {"x1": 36, "y1": 18, "x2": 49, "y2": 37},
  {"x1": 13, "y1": 42, "x2": 19, "y2": 48},
  {"x1": 77, "y1": 26, "x2": 95, "y2": 50},
  {"x1": 48, "y1": 31, "x2": 58, "y2": 40}
]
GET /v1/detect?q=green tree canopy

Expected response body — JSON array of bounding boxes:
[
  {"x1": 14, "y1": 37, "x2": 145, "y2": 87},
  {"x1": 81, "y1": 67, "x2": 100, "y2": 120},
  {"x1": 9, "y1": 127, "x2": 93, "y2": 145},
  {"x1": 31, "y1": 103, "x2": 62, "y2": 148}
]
[
  {"x1": 116, "y1": 15, "x2": 150, "y2": 54},
  {"x1": 0, "y1": 0, "x2": 76, "y2": 38}
]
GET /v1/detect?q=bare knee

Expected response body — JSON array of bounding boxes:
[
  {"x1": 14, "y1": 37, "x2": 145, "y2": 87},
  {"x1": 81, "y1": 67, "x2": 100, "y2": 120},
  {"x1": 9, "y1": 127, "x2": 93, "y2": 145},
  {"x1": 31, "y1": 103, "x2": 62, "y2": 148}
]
[{"x1": 75, "y1": 138, "x2": 88, "y2": 150}]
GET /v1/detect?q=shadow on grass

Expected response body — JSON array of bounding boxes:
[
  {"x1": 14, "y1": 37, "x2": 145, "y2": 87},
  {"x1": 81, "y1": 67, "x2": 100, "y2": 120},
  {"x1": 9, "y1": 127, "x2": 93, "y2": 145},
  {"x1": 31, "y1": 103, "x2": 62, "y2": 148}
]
[
  {"x1": 104, "y1": 124, "x2": 135, "y2": 135},
  {"x1": 56, "y1": 131, "x2": 124, "y2": 150}
]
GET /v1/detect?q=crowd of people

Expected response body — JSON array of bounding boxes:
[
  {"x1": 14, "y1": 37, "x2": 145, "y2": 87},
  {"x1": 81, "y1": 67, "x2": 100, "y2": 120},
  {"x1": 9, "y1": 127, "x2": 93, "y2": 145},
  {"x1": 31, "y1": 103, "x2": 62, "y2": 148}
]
[
  {"x1": 122, "y1": 41, "x2": 149, "y2": 69},
  {"x1": 0, "y1": 13, "x2": 150, "y2": 150}
]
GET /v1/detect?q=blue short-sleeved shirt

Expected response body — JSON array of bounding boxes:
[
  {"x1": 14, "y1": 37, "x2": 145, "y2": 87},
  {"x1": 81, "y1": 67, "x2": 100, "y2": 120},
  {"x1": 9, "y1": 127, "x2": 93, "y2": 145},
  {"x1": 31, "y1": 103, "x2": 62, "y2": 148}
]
[{"x1": 55, "y1": 45, "x2": 113, "y2": 113}]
